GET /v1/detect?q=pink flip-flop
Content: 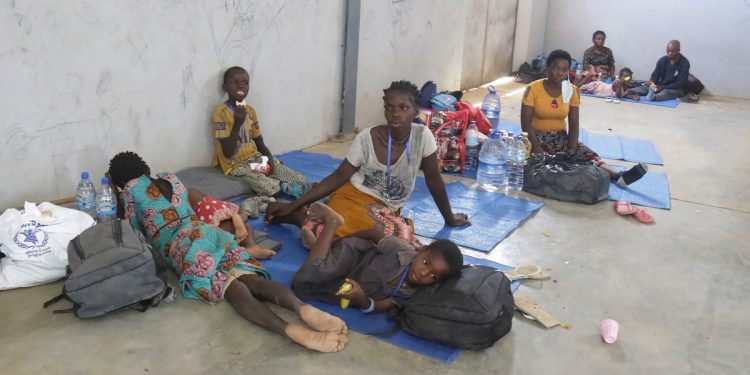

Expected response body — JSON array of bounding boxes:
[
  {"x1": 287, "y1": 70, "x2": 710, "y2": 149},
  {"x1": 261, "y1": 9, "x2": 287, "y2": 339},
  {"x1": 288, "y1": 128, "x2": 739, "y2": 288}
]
[
  {"x1": 614, "y1": 201, "x2": 638, "y2": 216},
  {"x1": 633, "y1": 208, "x2": 655, "y2": 224}
]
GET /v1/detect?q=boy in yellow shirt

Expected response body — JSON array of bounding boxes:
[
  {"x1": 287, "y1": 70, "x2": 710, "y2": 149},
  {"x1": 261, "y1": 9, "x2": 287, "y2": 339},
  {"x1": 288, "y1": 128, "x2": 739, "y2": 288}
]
[{"x1": 211, "y1": 66, "x2": 310, "y2": 197}]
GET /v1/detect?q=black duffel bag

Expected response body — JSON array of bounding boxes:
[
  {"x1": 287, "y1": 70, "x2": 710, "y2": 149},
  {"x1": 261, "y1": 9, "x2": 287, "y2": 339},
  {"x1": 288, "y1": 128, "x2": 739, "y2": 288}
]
[{"x1": 523, "y1": 153, "x2": 610, "y2": 204}]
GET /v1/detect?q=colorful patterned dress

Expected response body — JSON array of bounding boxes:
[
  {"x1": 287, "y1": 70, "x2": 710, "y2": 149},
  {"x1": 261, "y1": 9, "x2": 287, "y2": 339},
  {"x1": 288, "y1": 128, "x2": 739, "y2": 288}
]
[{"x1": 121, "y1": 173, "x2": 269, "y2": 303}]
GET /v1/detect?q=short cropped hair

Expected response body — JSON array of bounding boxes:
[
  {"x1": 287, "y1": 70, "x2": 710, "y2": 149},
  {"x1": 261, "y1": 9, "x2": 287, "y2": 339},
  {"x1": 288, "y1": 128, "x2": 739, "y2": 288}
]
[
  {"x1": 426, "y1": 239, "x2": 463, "y2": 279},
  {"x1": 223, "y1": 66, "x2": 248, "y2": 84},
  {"x1": 382, "y1": 80, "x2": 419, "y2": 103},
  {"x1": 546, "y1": 49, "x2": 572, "y2": 69},
  {"x1": 593, "y1": 30, "x2": 606, "y2": 39}
]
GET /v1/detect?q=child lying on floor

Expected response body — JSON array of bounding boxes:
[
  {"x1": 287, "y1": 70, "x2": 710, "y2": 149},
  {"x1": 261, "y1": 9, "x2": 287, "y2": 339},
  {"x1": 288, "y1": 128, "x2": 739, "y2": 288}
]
[
  {"x1": 187, "y1": 188, "x2": 276, "y2": 259},
  {"x1": 291, "y1": 203, "x2": 463, "y2": 312},
  {"x1": 578, "y1": 67, "x2": 633, "y2": 99}
]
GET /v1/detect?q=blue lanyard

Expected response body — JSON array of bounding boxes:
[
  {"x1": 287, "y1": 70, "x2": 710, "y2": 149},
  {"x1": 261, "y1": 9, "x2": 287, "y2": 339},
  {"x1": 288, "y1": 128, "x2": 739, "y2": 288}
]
[
  {"x1": 387, "y1": 265, "x2": 411, "y2": 299},
  {"x1": 225, "y1": 99, "x2": 248, "y2": 144},
  {"x1": 386, "y1": 129, "x2": 411, "y2": 201}
]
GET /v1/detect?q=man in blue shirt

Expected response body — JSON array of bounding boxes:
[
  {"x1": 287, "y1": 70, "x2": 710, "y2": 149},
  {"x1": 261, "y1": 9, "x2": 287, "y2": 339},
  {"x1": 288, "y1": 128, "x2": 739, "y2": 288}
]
[{"x1": 628, "y1": 40, "x2": 690, "y2": 102}]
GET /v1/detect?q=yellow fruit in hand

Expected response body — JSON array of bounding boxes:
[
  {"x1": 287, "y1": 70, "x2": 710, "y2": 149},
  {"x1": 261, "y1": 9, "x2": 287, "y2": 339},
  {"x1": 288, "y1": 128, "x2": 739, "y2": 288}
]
[{"x1": 338, "y1": 282, "x2": 353, "y2": 309}]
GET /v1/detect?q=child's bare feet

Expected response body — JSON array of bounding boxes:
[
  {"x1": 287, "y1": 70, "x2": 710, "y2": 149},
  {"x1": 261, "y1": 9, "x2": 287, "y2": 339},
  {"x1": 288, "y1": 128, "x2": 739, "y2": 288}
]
[
  {"x1": 307, "y1": 203, "x2": 344, "y2": 227},
  {"x1": 627, "y1": 94, "x2": 640, "y2": 101},
  {"x1": 300, "y1": 227, "x2": 317, "y2": 250},
  {"x1": 300, "y1": 304, "x2": 348, "y2": 334},
  {"x1": 246, "y1": 245, "x2": 276, "y2": 259},
  {"x1": 285, "y1": 323, "x2": 348, "y2": 353}
]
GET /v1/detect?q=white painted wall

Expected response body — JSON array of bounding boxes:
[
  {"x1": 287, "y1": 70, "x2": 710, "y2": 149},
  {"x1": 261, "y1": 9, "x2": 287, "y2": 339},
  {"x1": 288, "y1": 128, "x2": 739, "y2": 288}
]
[
  {"x1": 461, "y1": 0, "x2": 519, "y2": 90},
  {"x1": 512, "y1": 0, "x2": 548, "y2": 70},
  {"x1": 354, "y1": 0, "x2": 468, "y2": 131},
  {"x1": 0, "y1": 1, "x2": 345, "y2": 210},
  {"x1": 543, "y1": 0, "x2": 750, "y2": 99}
]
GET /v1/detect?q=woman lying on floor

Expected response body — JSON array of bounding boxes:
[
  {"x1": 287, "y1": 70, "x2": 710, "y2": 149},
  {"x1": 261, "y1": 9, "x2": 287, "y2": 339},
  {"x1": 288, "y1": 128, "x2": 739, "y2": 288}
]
[
  {"x1": 521, "y1": 50, "x2": 648, "y2": 187},
  {"x1": 107, "y1": 151, "x2": 347, "y2": 353},
  {"x1": 265, "y1": 80, "x2": 470, "y2": 246}
]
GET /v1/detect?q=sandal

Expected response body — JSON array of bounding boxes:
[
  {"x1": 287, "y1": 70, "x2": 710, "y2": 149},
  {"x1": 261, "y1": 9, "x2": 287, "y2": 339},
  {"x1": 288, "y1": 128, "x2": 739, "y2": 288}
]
[
  {"x1": 614, "y1": 201, "x2": 638, "y2": 216},
  {"x1": 633, "y1": 208, "x2": 655, "y2": 224},
  {"x1": 504, "y1": 265, "x2": 552, "y2": 281}
]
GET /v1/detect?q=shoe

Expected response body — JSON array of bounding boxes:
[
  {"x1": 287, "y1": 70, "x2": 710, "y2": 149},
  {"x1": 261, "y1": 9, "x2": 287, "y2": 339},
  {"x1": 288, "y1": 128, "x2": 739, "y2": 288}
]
[
  {"x1": 616, "y1": 163, "x2": 649, "y2": 187},
  {"x1": 632, "y1": 208, "x2": 655, "y2": 224},
  {"x1": 612, "y1": 98, "x2": 621, "y2": 104},
  {"x1": 504, "y1": 265, "x2": 552, "y2": 281},
  {"x1": 614, "y1": 201, "x2": 638, "y2": 216}
]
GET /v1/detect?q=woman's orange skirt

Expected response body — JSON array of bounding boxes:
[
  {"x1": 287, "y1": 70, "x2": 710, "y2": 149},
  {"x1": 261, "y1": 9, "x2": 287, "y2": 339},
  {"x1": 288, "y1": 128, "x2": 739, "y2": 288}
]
[{"x1": 305, "y1": 182, "x2": 415, "y2": 243}]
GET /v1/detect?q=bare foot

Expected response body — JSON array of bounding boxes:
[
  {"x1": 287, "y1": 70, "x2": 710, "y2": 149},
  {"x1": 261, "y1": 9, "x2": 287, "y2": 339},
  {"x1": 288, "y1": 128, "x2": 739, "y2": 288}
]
[
  {"x1": 246, "y1": 245, "x2": 276, "y2": 259},
  {"x1": 300, "y1": 304, "x2": 348, "y2": 334},
  {"x1": 299, "y1": 227, "x2": 316, "y2": 250},
  {"x1": 307, "y1": 203, "x2": 344, "y2": 227},
  {"x1": 627, "y1": 94, "x2": 640, "y2": 101},
  {"x1": 285, "y1": 323, "x2": 347, "y2": 353}
]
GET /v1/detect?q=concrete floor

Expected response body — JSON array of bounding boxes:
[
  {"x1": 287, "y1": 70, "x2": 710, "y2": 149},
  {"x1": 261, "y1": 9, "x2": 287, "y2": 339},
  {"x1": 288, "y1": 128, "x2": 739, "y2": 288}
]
[{"x1": 2, "y1": 82, "x2": 749, "y2": 374}]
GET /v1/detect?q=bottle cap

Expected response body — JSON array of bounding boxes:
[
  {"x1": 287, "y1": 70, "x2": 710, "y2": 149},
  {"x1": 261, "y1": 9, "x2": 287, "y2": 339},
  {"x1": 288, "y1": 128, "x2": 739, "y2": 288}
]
[
  {"x1": 101, "y1": 177, "x2": 109, "y2": 185},
  {"x1": 81, "y1": 171, "x2": 89, "y2": 179}
]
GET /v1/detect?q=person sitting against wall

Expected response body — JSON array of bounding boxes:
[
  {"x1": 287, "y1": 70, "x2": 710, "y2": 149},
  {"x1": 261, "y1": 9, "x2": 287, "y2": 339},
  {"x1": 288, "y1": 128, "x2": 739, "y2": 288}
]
[
  {"x1": 521, "y1": 50, "x2": 648, "y2": 188},
  {"x1": 582, "y1": 30, "x2": 616, "y2": 79},
  {"x1": 627, "y1": 40, "x2": 690, "y2": 102},
  {"x1": 265, "y1": 80, "x2": 470, "y2": 247}
]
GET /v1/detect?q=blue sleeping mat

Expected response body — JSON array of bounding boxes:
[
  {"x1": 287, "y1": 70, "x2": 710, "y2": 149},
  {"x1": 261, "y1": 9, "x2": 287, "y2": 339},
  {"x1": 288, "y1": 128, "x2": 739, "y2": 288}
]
[
  {"x1": 249, "y1": 216, "x2": 520, "y2": 363},
  {"x1": 608, "y1": 165, "x2": 671, "y2": 209},
  {"x1": 278, "y1": 151, "x2": 543, "y2": 251},
  {"x1": 581, "y1": 92, "x2": 680, "y2": 108},
  {"x1": 402, "y1": 182, "x2": 544, "y2": 252},
  {"x1": 579, "y1": 128, "x2": 663, "y2": 165}
]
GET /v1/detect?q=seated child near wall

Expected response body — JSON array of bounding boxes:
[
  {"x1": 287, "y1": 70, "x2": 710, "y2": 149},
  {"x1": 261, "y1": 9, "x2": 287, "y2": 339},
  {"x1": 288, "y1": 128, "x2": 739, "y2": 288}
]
[
  {"x1": 211, "y1": 66, "x2": 313, "y2": 198},
  {"x1": 578, "y1": 67, "x2": 634, "y2": 99},
  {"x1": 291, "y1": 203, "x2": 463, "y2": 313},
  {"x1": 187, "y1": 188, "x2": 276, "y2": 259}
]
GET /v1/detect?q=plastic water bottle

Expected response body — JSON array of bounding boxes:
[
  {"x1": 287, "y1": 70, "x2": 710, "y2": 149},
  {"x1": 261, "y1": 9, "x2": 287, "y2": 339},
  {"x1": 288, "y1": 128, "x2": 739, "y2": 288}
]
[
  {"x1": 76, "y1": 171, "x2": 96, "y2": 215},
  {"x1": 501, "y1": 132, "x2": 515, "y2": 187},
  {"x1": 508, "y1": 135, "x2": 526, "y2": 192},
  {"x1": 464, "y1": 121, "x2": 480, "y2": 171},
  {"x1": 96, "y1": 177, "x2": 117, "y2": 222},
  {"x1": 521, "y1": 132, "x2": 532, "y2": 162},
  {"x1": 481, "y1": 85, "x2": 501, "y2": 131},
  {"x1": 475, "y1": 131, "x2": 506, "y2": 192}
]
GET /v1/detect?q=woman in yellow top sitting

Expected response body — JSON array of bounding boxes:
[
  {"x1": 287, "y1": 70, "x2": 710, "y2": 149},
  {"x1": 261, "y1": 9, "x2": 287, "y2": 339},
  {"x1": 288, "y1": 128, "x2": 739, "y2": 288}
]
[{"x1": 521, "y1": 49, "x2": 647, "y2": 187}]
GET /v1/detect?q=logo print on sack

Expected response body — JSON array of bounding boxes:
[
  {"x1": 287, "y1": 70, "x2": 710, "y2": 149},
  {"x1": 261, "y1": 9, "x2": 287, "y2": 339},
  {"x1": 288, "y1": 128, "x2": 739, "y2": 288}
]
[{"x1": 13, "y1": 221, "x2": 50, "y2": 256}]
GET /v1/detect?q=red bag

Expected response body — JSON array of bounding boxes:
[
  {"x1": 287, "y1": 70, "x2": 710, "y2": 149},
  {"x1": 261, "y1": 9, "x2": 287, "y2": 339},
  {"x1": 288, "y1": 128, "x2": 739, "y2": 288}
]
[
  {"x1": 454, "y1": 101, "x2": 492, "y2": 135},
  {"x1": 424, "y1": 110, "x2": 469, "y2": 173}
]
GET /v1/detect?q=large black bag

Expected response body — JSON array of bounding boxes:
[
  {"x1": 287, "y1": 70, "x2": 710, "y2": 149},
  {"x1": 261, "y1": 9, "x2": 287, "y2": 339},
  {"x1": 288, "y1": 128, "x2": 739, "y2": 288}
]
[
  {"x1": 391, "y1": 265, "x2": 514, "y2": 349},
  {"x1": 523, "y1": 153, "x2": 610, "y2": 204},
  {"x1": 43, "y1": 219, "x2": 171, "y2": 318}
]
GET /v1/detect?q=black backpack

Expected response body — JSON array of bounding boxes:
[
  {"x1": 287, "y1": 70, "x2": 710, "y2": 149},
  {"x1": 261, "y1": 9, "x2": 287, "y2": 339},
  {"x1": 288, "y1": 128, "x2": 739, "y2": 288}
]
[
  {"x1": 392, "y1": 265, "x2": 514, "y2": 349},
  {"x1": 43, "y1": 219, "x2": 171, "y2": 318}
]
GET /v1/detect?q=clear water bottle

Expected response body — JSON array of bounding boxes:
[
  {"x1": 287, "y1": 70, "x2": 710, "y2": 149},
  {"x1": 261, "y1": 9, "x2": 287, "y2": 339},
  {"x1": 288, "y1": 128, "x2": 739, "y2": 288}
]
[
  {"x1": 481, "y1": 85, "x2": 501, "y2": 131},
  {"x1": 475, "y1": 131, "x2": 506, "y2": 192},
  {"x1": 96, "y1": 177, "x2": 117, "y2": 222},
  {"x1": 464, "y1": 121, "x2": 480, "y2": 171},
  {"x1": 76, "y1": 171, "x2": 96, "y2": 215},
  {"x1": 508, "y1": 135, "x2": 527, "y2": 192},
  {"x1": 521, "y1": 132, "x2": 532, "y2": 162},
  {"x1": 501, "y1": 132, "x2": 515, "y2": 187}
]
